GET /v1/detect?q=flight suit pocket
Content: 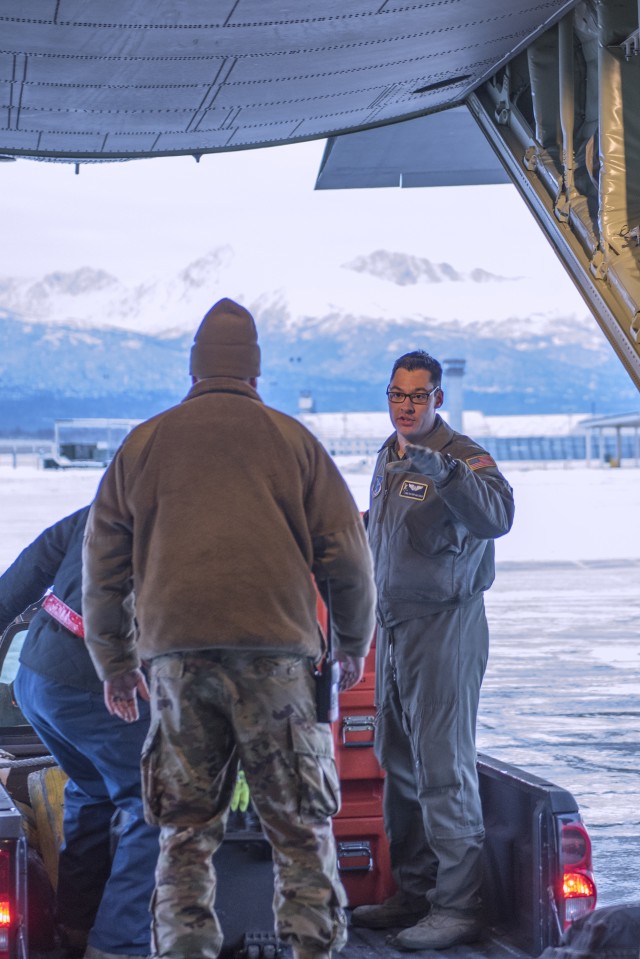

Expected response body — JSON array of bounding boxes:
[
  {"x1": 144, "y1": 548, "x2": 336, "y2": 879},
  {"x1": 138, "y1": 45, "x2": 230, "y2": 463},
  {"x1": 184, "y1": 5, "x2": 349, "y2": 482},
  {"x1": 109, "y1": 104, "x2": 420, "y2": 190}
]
[
  {"x1": 373, "y1": 702, "x2": 395, "y2": 768},
  {"x1": 405, "y1": 512, "x2": 463, "y2": 558},
  {"x1": 291, "y1": 721, "x2": 340, "y2": 822},
  {"x1": 400, "y1": 517, "x2": 465, "y2": 604}
]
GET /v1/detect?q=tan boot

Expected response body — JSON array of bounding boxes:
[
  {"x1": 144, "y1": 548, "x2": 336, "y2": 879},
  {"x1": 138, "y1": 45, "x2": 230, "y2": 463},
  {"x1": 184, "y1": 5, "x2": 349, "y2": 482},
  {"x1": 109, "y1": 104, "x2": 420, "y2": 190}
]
[
  {"x1": 392, "y1": 909, "x2": 484, "y2": 950},
  {"x1": 350, "y1": 890, "x2": 429, "y2": 929}
]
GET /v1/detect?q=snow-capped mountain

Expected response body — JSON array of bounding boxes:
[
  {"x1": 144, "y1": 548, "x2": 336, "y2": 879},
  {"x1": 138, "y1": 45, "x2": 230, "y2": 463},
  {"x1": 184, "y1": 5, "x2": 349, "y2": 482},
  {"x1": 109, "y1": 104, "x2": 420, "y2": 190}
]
[
  {"x1": 0, "y1": 248, "x2": 635, "y2": 433},
  {"x1": 0, "y1": 244, "x2": 601, "y2": 341},
  {"x1": 342, "y1": 250, "x2": 515, "y2": 286}
]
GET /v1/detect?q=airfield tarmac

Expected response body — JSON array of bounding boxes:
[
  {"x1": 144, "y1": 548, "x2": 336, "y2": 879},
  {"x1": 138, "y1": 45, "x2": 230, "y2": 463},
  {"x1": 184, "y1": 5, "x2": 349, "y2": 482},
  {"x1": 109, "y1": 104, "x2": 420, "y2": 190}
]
[{"x1": 481, "y1": 557, "x2": 640, "y2": 907}]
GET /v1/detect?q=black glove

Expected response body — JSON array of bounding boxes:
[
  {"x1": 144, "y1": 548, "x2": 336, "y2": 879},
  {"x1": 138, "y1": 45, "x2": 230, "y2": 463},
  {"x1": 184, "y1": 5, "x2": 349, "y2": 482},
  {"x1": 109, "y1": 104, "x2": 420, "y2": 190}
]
[{"x1": 388, "y1": 444, "x2": 455, "y2": 484}]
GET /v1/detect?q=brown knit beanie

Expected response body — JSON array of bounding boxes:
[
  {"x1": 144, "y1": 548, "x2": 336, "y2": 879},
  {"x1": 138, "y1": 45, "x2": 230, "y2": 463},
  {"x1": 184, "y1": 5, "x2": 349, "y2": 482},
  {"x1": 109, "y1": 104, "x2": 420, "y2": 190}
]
[{"x1": 189, "y1": 298, "x2": 261, "y2": 379}]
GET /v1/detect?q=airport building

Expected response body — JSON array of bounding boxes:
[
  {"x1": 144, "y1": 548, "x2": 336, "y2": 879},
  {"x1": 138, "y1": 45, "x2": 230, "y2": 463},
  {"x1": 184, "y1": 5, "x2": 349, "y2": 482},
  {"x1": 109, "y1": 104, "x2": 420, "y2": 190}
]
[
  {"x1": 296, "y1": 408, "x2": 640, "y2": 467},
  {"x1": 1, "y1": 410, "x2": 639, "y2": 469},
  {"x1": 296, "y1": 359, "x2": 640, "y2": 466}
]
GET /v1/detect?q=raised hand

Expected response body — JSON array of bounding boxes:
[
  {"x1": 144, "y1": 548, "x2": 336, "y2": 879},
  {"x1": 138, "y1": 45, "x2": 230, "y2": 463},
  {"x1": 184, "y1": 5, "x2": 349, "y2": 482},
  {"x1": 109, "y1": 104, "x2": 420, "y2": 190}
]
[{"x1": 388, "y1": 444, "x2": 453, "y2": 483}]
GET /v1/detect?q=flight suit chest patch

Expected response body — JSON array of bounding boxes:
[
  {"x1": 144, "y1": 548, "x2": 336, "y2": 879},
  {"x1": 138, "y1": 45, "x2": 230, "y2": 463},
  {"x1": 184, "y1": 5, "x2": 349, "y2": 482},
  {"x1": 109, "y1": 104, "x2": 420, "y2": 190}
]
[
  {"x1": 399, "y1": 480, "x2": 428, "y2": 500},
  {"x1": 372, "y1": 474, "x2": 384, "y2": 497}
]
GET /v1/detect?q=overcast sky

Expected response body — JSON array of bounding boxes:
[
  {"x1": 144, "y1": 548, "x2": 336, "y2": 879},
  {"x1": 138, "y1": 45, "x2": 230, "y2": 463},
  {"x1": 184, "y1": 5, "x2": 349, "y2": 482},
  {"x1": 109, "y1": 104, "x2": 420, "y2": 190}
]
[{"x1": 1, "y1": 138, "x2": 590, "y2": 322}]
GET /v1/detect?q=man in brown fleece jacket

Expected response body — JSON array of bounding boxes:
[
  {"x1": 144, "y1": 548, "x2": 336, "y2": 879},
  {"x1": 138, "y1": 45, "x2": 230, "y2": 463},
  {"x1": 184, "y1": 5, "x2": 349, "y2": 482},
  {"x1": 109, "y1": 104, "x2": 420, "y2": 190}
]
[{"x1": 82, "y1": 298, "x2": 376, "y2": 959}]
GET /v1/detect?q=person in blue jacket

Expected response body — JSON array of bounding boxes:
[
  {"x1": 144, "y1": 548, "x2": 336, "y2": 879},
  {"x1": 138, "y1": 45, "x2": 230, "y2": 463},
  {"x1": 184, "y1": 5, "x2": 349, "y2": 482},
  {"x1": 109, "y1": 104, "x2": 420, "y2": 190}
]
[{"x1": 0, "y1": 506, "x2": 158, "y2": 959}]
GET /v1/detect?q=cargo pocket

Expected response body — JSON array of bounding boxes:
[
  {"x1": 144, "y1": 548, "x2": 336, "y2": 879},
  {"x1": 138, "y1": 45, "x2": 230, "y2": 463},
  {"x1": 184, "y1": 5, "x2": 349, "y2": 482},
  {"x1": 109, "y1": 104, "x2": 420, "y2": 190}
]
[
  {"x1": 140, "y1": 719, "x2": 164, "y2": 826},
  {"x1": 291, "y1": 721, "x2": 340, "y2": 823}
]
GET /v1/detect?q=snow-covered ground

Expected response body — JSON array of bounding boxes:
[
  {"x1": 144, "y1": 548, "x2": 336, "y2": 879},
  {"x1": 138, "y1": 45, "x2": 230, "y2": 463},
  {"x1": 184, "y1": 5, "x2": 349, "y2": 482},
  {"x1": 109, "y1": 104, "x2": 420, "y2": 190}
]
[
  {"x1": 1, "y1": 460, "x2": 639, "y2": 568},
  {"x1": 340, "y1": 457, "x2": 640, "y2": 563}
]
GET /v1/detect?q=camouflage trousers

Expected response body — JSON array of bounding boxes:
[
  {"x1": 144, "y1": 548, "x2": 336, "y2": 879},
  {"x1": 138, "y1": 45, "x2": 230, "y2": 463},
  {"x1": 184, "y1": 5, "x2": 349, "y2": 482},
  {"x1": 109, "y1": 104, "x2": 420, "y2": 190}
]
[{"x1": 142, "y1": 650, "x2": 348, "y2": 959}]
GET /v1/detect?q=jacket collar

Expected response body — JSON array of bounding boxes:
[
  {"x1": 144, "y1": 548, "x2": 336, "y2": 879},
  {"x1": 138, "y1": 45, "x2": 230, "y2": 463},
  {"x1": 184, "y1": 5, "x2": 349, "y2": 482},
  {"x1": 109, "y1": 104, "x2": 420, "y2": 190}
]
[{"x1": 183, "y1": 377, "x2": 262, "y2": 404}]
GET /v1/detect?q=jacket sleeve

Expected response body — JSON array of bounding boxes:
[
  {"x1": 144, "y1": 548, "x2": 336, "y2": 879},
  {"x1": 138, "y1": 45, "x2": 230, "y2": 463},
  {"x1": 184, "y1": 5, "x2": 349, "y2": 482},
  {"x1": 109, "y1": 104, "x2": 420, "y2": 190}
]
[
  {"x1": 312, "y1": 519, "x2": 376, "y2": 658},
  {"x1": 437, "y1": 460, "x2": 515, "y2": 540},
  {"x1": 82, "y1": 453, "x2": 139, "y2": 681},
  {"x1": 0, "y1": 508, "x2": 85, "y2": 633},
  {"x1": 306, "y1": 444, "x2": 376, "y2": 658}
]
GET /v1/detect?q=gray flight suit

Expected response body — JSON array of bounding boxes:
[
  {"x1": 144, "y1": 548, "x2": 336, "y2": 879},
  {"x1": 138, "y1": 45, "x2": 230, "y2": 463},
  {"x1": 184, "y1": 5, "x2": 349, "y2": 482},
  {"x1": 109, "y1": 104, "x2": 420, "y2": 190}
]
[{"x1": 368, "y1": 415, "x2": 514, "y2": 917}]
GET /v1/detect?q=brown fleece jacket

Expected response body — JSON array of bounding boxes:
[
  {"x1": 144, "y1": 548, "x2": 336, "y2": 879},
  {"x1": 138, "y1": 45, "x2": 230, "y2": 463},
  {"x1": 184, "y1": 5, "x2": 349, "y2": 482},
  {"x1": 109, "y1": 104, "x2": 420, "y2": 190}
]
[{"x1": 82, "y1": 378, "x2": 375, "y2": 681}]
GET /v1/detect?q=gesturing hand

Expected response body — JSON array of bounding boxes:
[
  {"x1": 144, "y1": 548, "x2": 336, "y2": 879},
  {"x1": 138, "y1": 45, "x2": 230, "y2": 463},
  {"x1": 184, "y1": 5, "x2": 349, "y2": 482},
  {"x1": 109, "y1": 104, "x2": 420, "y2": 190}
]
[
  {"x1": 337, "y1": 654, "x2": 365, "y2": 691},
  {"x1": 388, "y1": 444, "x2": 453, "y2": 484},
  {"x1": 104, "y1": 668, "x2": 150, "y2": 723}
]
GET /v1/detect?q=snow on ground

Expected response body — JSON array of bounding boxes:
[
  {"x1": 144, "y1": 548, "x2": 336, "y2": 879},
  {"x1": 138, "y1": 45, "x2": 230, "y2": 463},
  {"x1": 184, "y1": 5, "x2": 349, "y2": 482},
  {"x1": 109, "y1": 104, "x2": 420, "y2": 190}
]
[
  {"x1": 495, "y1": 464, "x2": 640, "y2": 562},
  {"x1": 339, "y1": 458, "x2": 640, "y2": 563},
  {"x1": 0, "y1": 461, "x2": 639, "y2": 570},
  {"x1": 0, "y1": 467, "x2": 102, "y2": 573}
]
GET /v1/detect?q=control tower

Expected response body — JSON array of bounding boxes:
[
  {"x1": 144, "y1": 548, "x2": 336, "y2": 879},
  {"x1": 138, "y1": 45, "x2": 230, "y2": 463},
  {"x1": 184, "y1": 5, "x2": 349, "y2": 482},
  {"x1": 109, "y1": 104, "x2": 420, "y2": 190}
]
[{"x1": 443, "y1": 359, "x2": 466, "y2": 433}]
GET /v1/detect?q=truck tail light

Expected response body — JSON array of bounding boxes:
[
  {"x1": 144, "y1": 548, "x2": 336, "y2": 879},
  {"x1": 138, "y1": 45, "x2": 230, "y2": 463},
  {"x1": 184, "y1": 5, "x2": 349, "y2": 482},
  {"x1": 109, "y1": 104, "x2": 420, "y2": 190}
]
[
  {"x1": 0, "y1": 906, "x2": 10, "y2": 956},
  {"x1": 0, "y1": 847, "x2": 17, "y2": 957},
  {"x1": 559, "y1": 822, "x2": 597, "y2": 926}
]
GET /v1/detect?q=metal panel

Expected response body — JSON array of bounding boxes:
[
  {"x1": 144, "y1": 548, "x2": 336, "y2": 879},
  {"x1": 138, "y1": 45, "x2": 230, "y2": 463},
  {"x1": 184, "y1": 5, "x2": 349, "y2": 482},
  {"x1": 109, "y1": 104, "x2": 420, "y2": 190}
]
[
  {"x1": 58, "y1": 0, "x2": 237, "y2": 26},
  {"x1": 315, "y1": 107, "x2": 510, "y2": 189},
  {"x1": 0, "y1": 0, "x2": 577, "y2": 159}
]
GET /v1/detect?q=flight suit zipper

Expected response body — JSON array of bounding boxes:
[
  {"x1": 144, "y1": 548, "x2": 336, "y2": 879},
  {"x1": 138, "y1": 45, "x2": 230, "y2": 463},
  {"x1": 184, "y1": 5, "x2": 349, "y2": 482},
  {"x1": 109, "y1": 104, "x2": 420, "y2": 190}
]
[{"x1": 377, "y1": 451, "x2": 394, "y2": 525}]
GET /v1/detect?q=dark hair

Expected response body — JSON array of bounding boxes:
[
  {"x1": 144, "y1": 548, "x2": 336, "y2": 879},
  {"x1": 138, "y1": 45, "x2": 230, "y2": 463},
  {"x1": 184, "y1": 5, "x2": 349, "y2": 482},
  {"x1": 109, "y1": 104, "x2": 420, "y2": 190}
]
[{"x1": 390, "y1": 350, "x2": 442, "y2": 386}]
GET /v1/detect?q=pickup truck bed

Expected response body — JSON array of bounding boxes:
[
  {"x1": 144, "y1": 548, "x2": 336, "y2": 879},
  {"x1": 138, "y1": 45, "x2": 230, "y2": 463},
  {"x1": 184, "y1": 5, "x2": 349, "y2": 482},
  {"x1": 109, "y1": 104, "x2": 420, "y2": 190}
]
[
  {"x1": 346, "y1": 925, "x2": 532, "y2": 959},
  {"x1": 28, "y1": 922, "x2": 535, "y2": 959},
  {"x1": 15, "y1": 751, "x2": 593, "y2": 959}
]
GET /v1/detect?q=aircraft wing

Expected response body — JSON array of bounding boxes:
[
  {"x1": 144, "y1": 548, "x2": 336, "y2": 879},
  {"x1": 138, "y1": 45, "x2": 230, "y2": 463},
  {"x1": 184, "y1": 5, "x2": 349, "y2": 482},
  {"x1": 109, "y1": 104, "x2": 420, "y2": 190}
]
[{"x1": 0, "y1": 1, "x2": 576, "y2": 161}]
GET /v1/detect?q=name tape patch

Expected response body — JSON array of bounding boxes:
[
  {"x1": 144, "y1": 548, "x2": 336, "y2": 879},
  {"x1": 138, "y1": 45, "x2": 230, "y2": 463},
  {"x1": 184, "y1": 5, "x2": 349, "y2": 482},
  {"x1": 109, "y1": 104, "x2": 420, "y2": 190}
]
[{"x1": 399, "y1": 480, "x2": 428, "y2": 501}]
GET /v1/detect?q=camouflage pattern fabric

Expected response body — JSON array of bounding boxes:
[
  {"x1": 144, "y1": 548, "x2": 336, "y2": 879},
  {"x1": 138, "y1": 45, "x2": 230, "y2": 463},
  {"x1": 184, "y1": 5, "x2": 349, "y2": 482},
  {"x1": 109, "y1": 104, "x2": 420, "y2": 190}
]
[{"x1": 142, "y1": 650, "x2": 347, "y2": 959}]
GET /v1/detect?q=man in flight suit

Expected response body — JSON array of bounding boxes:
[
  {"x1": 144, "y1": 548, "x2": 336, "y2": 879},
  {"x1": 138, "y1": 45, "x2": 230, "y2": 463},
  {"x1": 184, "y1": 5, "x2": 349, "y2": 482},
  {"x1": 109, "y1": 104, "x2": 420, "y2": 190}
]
[
  {"x1": 351, "y1": 350, "x2": 514, "y2": 950},
  {"x1": 82, "y1": 298, "x2": 376, "y2": 959}
]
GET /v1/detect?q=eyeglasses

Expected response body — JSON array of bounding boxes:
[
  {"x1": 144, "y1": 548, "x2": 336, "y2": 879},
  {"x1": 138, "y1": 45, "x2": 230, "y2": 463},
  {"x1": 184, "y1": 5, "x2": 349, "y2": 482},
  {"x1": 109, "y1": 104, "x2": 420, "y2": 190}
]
[{"x1": 386, "y1": 386, "x2": 439, "y2": 405}]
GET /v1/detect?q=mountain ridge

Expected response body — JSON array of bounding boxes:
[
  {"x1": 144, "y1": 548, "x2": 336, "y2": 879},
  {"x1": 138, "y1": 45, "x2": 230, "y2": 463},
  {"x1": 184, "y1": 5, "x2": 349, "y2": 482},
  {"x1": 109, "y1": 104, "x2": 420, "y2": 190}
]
[
  {"x1": 0, "y1": 246, "x2": 592, "y2": 338},
  {"x1": 0, "y1": 249, "x2": 635, "y2": 433}
]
